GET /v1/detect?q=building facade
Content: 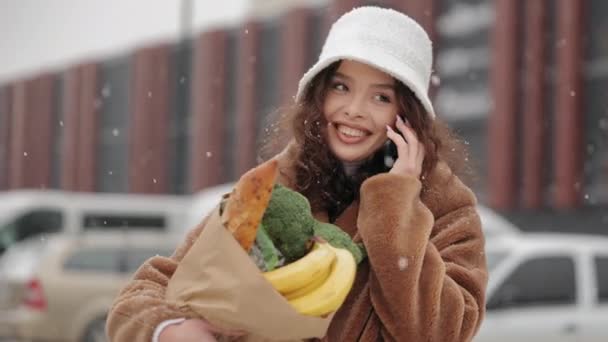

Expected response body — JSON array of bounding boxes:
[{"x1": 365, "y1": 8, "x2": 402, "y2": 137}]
[{"x1": 0, "y1": 0, "x2": 607, "y2": 232}]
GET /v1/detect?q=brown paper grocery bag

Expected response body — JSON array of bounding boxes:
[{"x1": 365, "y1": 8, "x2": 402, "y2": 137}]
[{"x1": 166, "y1": 207, "x2": 333, "y2": 341}]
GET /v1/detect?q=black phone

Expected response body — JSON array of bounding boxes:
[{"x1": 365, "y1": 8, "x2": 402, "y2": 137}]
[{"x1": 383, "y1": 139, "x2": 398, "y2": 169}]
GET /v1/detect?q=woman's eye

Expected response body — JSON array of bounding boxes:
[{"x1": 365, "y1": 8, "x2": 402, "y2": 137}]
[
  {"x1": 374, "y1": 94, "x2": 392, "y2": 103},
  {"x1": 332, "y1": 82, "x2": 348, "y2": 92}
]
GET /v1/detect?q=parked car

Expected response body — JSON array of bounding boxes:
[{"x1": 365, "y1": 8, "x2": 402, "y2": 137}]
[
  {"x1": 186, "y1": 182, "x2": 520, "y2": 241},
  {"x1": 476, "y1": 233, "x2": 608, "y2": 342},
  {"x1": 0, "y1": 231, "x2": 180, "y2": 342},
  {"x1": 0, "y1": 189, "x2": 190, "y2": 255}
]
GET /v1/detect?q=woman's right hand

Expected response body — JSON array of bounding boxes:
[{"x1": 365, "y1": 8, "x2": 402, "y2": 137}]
[{"x1": 158, "y1": 318, "x2": 245, "y2": 342}]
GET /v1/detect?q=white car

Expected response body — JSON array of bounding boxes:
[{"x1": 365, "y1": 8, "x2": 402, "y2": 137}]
[
  {"x1": 0, "y1": 190, "x2": 190, "y2": 255},
  {"x1": 0, "y1": 231, "x2": 180, "y2": 342},
  {"x1": 476, "y1": 233, "x2": 608, "y2": 342}
]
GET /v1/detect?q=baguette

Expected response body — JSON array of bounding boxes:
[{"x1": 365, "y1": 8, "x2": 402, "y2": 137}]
[{"x1": 221, "y1": 159, "x2": 279, "y2": 251}]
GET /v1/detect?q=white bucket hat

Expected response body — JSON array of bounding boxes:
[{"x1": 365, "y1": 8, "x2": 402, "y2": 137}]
[{"x1": 295, "y1": 6, "x2": 435, "y2": 118}]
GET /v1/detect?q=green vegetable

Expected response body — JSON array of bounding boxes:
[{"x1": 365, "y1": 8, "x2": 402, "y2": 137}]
[
  {"x1": 313, "y1": 221, "x2": 366, "y2": 264},
  {"x1": 261, "y1": 184, "x2": 315, "y2": 262},
  {"x1": 259, "y1": 184, "x2": 367, "y2": 265},
  {"x1": 254, "y1": 223, "x2": 283, "y2": 271}
]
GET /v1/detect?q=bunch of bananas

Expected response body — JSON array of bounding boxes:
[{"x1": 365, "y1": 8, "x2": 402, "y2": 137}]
[
  {"x1": 262, "y1": 240, "x2": 357, "y2": 317},
  {"x1": 220, "y1": 160, "x2": 359, "y2": 317}
]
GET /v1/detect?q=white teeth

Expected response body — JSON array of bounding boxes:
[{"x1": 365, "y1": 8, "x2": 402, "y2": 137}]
[{"x1": 337, "y1": 125, "x2": 366, "y2": 137}]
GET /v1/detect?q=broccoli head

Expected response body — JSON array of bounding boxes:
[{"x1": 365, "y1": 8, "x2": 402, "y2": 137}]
[
  {"x1": 312, "y1": 221, "x2": 367, "y2": 264},
  {"x1": 261, "y1": 184, "x2": 315, "y2": 262}
]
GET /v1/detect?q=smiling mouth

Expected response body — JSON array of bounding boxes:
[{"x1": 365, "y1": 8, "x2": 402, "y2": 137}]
[
  {"x1": 337, "y1": 124, "x2": 367, "y2": 137},
  {"x1": 334, "y1": 123, "x2": 370, "y2": 144}
]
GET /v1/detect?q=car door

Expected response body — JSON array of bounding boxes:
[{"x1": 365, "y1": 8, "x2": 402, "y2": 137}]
[
  {"x1": 577, "y1": 253, "x2": 608, "y2": 341},
  {"x1": 476, "y1": 252, "x2": 581, "y2": 342}
]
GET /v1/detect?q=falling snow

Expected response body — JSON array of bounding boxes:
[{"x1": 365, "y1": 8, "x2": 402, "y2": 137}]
[
  {"x1": 206, "y1": 152, "x2": 213, "y2": 158},
  {"x1": 59, "y1": 120, "x2": 64, "y2": 127},
  {"x1": 398, "y1": 256, "x2": 409, "y2": 270},
  {"x1": 102, "y1": 85, "x2": 111, "y2": 98},
  {"x1": 23, "y1": 152, "x2": 28, "y2": 157},
  {"x1": 431, "y1": 75, "x2": 441, "y2": 86},
  {"x1": 112, "y1": 129, "x2": 120, "y2": 137}
]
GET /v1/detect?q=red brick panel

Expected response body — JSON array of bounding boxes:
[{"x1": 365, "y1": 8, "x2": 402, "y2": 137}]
[
  {"x1": 9, "y1": 75, "x2": 56, "y2": 189},
  {"x1": 521, "y1": 0, "x2": 547, "y2": 209},
  {"x1": 325, "y1": 0, "x2": 361, "y2": 36},
  {"x1": 0, "y1": 86, "x2": 11, "y2": 190},
  {"x1": 60, "y1": 67, "x2": 81, "y2": 191},
  {"x1": 280, "y1": 7, "x2": 314, "y2": 106},
  {"x1": 190, "y1": 30, "x2": 228, "y2": 191},
  {"x1": 488, "y1": 0, "x2": 521, "y2": 210},
  {"x1": 130, "y1": 46, "x2": 172, "y2": 194},
  {"x1": 554, "y1": 0, "x2": 585, "y2": 209},
  {"x1": 234, "y1": 21, "x2": 261, "y2": 176},
  {"x1": 77, "y1": 64, "x2": 99, "y2": 192}
]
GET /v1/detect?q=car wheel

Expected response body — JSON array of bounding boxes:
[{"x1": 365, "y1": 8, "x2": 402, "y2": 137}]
[{"x1": 82, "y1": 317, "x2": 107, "y2": 342}]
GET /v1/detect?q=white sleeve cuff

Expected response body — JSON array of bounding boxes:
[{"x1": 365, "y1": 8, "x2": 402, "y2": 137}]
[{"x1": 152, "y1": 318, "x2": 186, "y2": 342}]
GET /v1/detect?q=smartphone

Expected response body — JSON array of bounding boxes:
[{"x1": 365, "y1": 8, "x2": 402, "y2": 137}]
[
  {"x1": 383, "y1": 139, "x2": 398, "y2": 168},
  {"x1": 383, "y1": 121, "x2": 406, "y2": 170}
]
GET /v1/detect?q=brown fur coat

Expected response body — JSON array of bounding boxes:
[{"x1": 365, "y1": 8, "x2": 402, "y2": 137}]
[{"x1": 106, "y1": 143, "x2": 488, "y2": 341}]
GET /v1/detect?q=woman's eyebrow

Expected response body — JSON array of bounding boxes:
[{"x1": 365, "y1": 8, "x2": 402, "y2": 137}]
[
  {"x1": 333, "y1": 72, "x2": 351, "y2": 80},
  {"x1": 333, "y1": 72, "x2": 395, "y2": 90},
  {"x1": 370, "y1": 83, "x2": 396, "y2": 91}
]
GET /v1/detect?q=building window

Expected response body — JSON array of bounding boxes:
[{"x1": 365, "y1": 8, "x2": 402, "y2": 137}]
[
  {"x1": 97, "y1": 57, "x2": 130, "y2": 193},
  {"x1": 583, "y1": 0, "x2": 608, "y2": 205}
]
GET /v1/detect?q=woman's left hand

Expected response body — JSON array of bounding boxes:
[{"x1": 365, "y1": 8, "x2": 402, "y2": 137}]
[{"x1": 386, "y1": 115, "x2": 425, "y2": 178}]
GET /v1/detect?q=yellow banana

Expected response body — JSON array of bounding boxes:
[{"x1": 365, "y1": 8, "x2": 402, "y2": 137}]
[
  {"x1": 287, "y1": 245, "x2": 357, "y2": 317},
  {"x1": 284, "y1": 264, "x2": 331, "y2": 300},
  {"x1": 263, "y1": 242, "x2": 335, "y2": 294}
]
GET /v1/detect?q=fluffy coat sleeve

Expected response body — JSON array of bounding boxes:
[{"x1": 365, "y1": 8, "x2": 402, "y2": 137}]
[
  {"x1": 105, "y1": 216, "x2": 210, "y2": 341},
  {"x1": 357, "y1": 164, "x2": 487, "y2": 342}
]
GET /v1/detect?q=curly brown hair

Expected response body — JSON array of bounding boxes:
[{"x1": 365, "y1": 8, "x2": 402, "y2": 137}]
[{"x1": 259, "y1": 61, "x2": 472, "y2": 221}]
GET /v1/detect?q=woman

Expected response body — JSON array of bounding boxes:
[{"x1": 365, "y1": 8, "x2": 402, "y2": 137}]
[{"x1": 106, "y1": 6, "x2": 487, "y2": 342}]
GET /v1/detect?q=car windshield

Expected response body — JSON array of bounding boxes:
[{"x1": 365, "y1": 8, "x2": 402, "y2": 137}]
[{"x1": 0, "y1": 202, "x2": 26, "y2": 254}]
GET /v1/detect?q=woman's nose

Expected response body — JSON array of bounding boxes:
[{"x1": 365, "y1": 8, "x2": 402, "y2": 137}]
[{"x1": 344, "y1": 96, "x2": 366, "y2": 118}]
